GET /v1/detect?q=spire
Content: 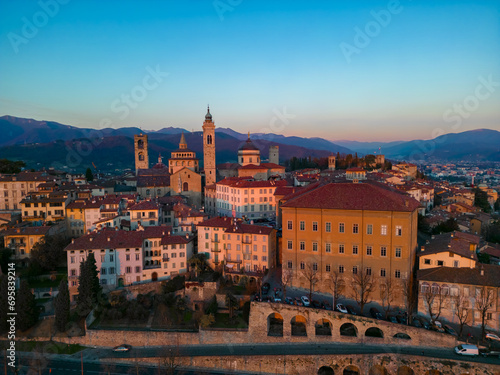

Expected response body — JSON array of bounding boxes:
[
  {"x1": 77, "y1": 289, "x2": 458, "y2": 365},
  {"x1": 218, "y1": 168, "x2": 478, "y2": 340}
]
[
  {"x1": 179, "y1": 132, "x2": 187, "y2": 149},
  {"x1": 158, "y1": 153, "x2": 163, "y2": 164},
  {"x1": 205, "y1": 106, "x2": 212, "y2": 122},
  {"x1": 248, "y1": 132, "x2": 250, "y2": 140}
]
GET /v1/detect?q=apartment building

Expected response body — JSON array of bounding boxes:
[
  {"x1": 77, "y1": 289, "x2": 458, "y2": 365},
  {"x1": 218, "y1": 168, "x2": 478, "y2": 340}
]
[
  {"x1": 197, "y1": 216, "x2": 276, "y2": 273},
  {"x1": 127, "y1": 200, "x2": 161, "y2": 229},
  {"x1": 0, "y1": 172, "x2": 51, "y2": 210}
]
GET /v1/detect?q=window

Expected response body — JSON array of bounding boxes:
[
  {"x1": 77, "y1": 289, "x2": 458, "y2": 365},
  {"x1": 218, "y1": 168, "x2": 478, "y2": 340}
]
[
  {"x1": 352, "y1": 266, "x2": 358, "y2": 275},
  {"x1": 299, "y1": 221, "x2": 305, "y2": 231},
  {"x1": 313, "y1": 263, "x2": 318, "y2": 271},
  {"x1": 299, "y1": 241, "x2": 305, "y2": 251},
  {"x1": 453, "y1": 260, "x2": 459, "y2": 268},
  {"x1": 395, "y1": 247, "x2": 402, "y2": 258},
  {"x1": 109, "y1": 267, "x2": 115, "y2": 274},
  {"x1": 101, "y1": 268, "x2": 107, "y2": 275},
  {"x1": 312, "y1": 242, "x2": 318, "y2": 252},
  {"x1": 253, "y1": 255, "x2": 258, "y2": 261},
  {"x1": 262, "y1": 256, "x2": 267, "y2": 262},
  {"x1": 339, "y1": 265, "x2": 344, "y2": 273},
  {"x1": 366, "y1": 246, "x2": 372, "y2": 256},
  {"x1": 325, "y1": 243, "x2": 331, "y2": 253},
  {"x1": 70, "y1": 256, "x2": 75, "y2": 264},
  {"x1": 396, "y1": 226, "x2": 402, "y2": 236},
  {"x1": 380, "y1": 246, "x2": 387, "y2": 257},
  {"x1": 380, "y1": 268, "x2": 386, "y2": 277},
  {"x1": 352, "y1": 245, "x2": 358, "y2": 255},
  {"x1": 135, "y1": 266, "x2": 140, "y2": 273},
  {"x1": 381, "y1": 225, "x2": 387, "y2": 235},
  {"x1": 262, "y1": 245, "x2": 266, "y2": 253},
  {"x1": 326, "y1": 264, "x2": 331, "y2": 272},
  {"x1": 424, "y1": 259, "x2": 431, "y2": 265},
  {"x1": 110, "y1": 254, "x2": 114, "y2": 262},
  {"x1": 437, "y1": 260, "x2": 444, "y2": 266},
  {"x1": 300, "y1": 261, "x2": 305, "y2": 270},
  {"x1": 339, "y1": 222, "x2": 344, "y2": 233},
  {"x1": 339, "y1": 244, "x2": 345, "y2": 254},
  {"x1": 366, "y1": 267, "x2": 372, "y2": 276},
  {"x1": 312, "y1": 222, "x2": 318, "y2": 231},
  {"x1": 287, "y1": 240, "x2": 293, "y2": 250},
  {"x1": 125, "y1": 266, "x2": 131, "y2": 274},
  {"x1": 136, "y1": 254, "x2": 140, "y2": 261},
  {"x1": 421, "y1": 283, "x2": 429, "y2": 293},
  {"x1": 70, "y1": 269, "x2": 76, "y2": 276},
  {"x1": 367, "y1": 224, "x2": 373, "y2": 235},
  {"x1": 325, "y1": 222, "x2": 331, "y2": 232},
  {"x1": 353, "y1": 224, "x2": 359, "y2": 234},
  {"x1": 126, "y1": 254, "x2": 130, "y2": 261},
  {"x1": 487, "y1": 313, "x2": 493, "y2": 321},
  {"x1": 287, "y1": 261, "x2": 292, "y2": 269},
  {"x1": 287, "y1": 220, "x2": 292, "y2": 230},
  {"x1": 395, "y1": 269, "x2": 401, "y2": 279}
]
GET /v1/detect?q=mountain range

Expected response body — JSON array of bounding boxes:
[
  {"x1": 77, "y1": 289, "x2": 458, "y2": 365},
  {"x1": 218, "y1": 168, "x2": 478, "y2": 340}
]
[{"x1": 0, "y1": 115, "x2": 499, "y2": 172}]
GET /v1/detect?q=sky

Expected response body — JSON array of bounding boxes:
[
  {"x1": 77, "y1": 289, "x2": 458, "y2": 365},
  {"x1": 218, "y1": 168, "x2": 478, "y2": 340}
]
[{"x1": 0, "y1": 0, "x2": 499, "y2": 142}]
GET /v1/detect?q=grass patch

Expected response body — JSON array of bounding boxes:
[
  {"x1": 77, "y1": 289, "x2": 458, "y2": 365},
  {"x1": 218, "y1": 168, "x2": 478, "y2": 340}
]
[
  {"x1": 212, "y1": 313, "x2": 248, "y2": 329},
  {"x1": 0, "y1": 341, "x2": 85, "y2": 354}
]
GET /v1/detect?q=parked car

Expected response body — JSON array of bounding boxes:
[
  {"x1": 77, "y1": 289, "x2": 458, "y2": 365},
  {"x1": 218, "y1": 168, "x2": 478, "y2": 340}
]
[
  {"x1": 261, "y1": 282, "x2": 270, "y2": 295},
  {"x1": 284, "y1": 297, "x2": 294, "y2": 305},
  {"x1": 300, "y1": 296, "x2": 310, "y2": 306},
  {"x1": 455, "y1": 344, "x2": 478, "y2": 356},
  {"x1": 431, "y1": 324, "x2": 445, "y2": 333},
  {"x1": 369, "y1": 307, "x2": 382, "y2": 320},
  {"x1": 434, "y1": 320, "x2": 443, "y2": 328},
  {"x1": 411, "y1": 319, "x2": 422, "y2": 328},
  {"x1": 311, "y1": 300, "x2": 321, "y2": 309},
  {"x1": 113, "y1": 344, "x2": 131, "y2": 352},
  {"x1": 321, "y1": 301, "x2": 333, "y2": 310},
  {"x1": 274, "y1": 296, "x2": 282, "y2": 302},
  {"x1": 443, "y1": 325, "x2": 458, "y2": 336},
  {"x1": 294, "y1": 297, "x2": 303, "y2": 306},
  {"x1": 481, "y1": 348, "x2": 500, "y2": 358},
  {"x1": 336, "y1": 304, "x2": 348, "y2": 314},
  {"x1": 345, "y1": 305, "x2": 357, "y2": 315},
  {"x1": 486, "y1": 333, "x2": 500, "y2": 342}
]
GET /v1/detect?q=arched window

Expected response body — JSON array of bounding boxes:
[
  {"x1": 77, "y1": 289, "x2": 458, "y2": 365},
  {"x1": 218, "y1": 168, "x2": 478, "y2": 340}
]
[
  {"x1": 139, "y1": 152, "x2": 144, "y2": 161},
  {"x1": 421, "y1": 282, "x2": 429, "y2": 293},
  {"x1": 183, "y1": 182, "x2": 189, "y2": 192},
  {"x1": 431, "y1": 283, "x2": 440, "y2": 294},
  {"x1": 137, "y1": 140, "x2": 144, "y2": 149},
  {"x1": 207, "y1": 135, "x2": 212, "y2": 145}
]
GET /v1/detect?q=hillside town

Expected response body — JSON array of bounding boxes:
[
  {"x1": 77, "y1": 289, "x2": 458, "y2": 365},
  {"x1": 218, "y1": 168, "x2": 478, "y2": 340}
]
[{"x1": 1, "y1": 109, "x2": 500, "y2": 374}]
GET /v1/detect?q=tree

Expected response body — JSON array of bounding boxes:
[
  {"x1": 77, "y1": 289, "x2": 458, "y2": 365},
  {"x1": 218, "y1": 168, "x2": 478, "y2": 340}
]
[
  {"x1": 188, "y1": 253, "x2": 207, "y2": 279},
  {"x1": 0, "y1": 247, "x2": 12, "y2": 274},
  {"x1": 380, "y1": 278, "x2": 398, "y2": 319},
  {"x1": 301, "y1": 263, "x2": 319, "y2": 301},
  {"x1": 475, "y1": 286, "x2": 495, "y2": 339},
  {"x1": 55, "y1": 278, "x2": 70, "y2": 332},
  {"x1": 85, "y1": 167, "x2": 94, "y2": 182},
  {"x1": 452, "y1": 291, "x2": 470, "y2": 337},
  {"x1": 474, "y1": 188, "x2": 492, "y2": 213},
  {"x1": 494, "y1": 197, "x2": 500, "y2": 212},
  {"x1": 325, "y1": 270, "x2": 344, "y2": 307},
  {"x1": 350, "y1": 269, "x2": 376, "y2": 315},
  {"x1": 30, "y1": 235, "x2": 70, "y2": 271},
  {"x1": 422, "y1": 285, "x2": 448, "y2": 324},
  {"x1": 76, "y1": 253, "x2": 102, "y2": 316},
  {"x1": 432, "y1": 218, "x2": 459, "y2": 234},
  {"x1": 17, "y1": 280, "x2": 39, "y2": 331},
  {"x1": 280, "y1": 269, "x2": 293, "y2": 300},
  {"x1": 401, "y1": 277, "x2": 417, "y2": 324},
  {"x1": 200, "y1": 314, "x2": 215, "y2": 328},
  {"x1": 160, "y1": 346, "x2": 181, "y2": 375},
  {"x1": 225, "y1": 292, "x2": 238, "y2": 319},
  {"x1": 0, "y1": 159, "x2": 26, "y2": 174}
]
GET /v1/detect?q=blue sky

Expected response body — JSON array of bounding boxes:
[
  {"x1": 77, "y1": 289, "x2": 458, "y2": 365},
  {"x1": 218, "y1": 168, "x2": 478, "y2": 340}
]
[{"x1": 0, "y1": 0, "x2": 499, "y2": 141}]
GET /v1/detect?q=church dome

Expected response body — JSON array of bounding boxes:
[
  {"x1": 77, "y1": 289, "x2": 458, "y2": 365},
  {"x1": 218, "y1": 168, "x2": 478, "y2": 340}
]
[
  {"x1": 205, "y1": 106, "x2": 212, "y2": 121},
  {"x1": 239, "y1": 135, "x2": 259, "y2": 151}
]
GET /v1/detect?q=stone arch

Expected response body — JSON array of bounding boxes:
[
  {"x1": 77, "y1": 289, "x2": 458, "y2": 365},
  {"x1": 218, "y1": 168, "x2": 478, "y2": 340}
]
[
  {"x1": 394, "y1": 332, "x2": 411, "y2": 340},
  {"x1": 291, "y1": 315, "x2": 307, "y2": 336},
  {"x1": 340, "y1": 323, "x2": 357, "y2": 337},
  {"x1": 318, "y1": 366, "x2": 334, "y2": 375},
  {"x1": 315, "y1": 319, "x2": 332, "y2": 336},
  {"x1": 267, "y1": 313, "x2": 283, "y2": 337},
  {"x1": 365, "y1": 327, "x2": 384, "y2": 338},
  {"x1": 397, "y1": 366, "x2": 415, "y2": 375},
  {"x1": 343, "y1": 365, "x2": 360, "y2": 375},
  {"x1": 369, "y1": 365, "x2": 388, "y2": 375}
]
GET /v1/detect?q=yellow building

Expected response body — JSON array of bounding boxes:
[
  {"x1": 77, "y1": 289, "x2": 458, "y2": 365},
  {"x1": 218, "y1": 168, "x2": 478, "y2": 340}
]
[
  {"x1": 0, "y1": 171, "x2": 51, "y2": 210},
  {"x1": 418, "y1": 231, "x2": 479, "y2": 270},
  {"x1": 281, "y1": 181, "x2": 420, "y2": 311},
  {"x1": 3, "y1": 226, "x2": 52, "y2": 261}
]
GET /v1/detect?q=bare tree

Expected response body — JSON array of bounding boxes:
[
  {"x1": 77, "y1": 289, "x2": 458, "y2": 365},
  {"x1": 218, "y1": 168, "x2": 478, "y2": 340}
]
[
  {"x1": 422, "y1": 286, "x2": 448, "y2": 324},
  {"x1": 280, "y1": 268, "x2": 293, "y2": 300},
  {"x1": 301, "y1": 263, "x2": 319, "y2": 301},
  {"x1": 326, "y1": 270, "x2": 344, "y2": 307},
  {"x1": 475, "y1": 286, "x2": 495, "y2": 339},
  {"x1": 452, "y1": 291, "x2": 470, "y2": 337},
  {"x1": 160, "y1": 346, "x2": 181, "y2": 375},
  {"x1": 351, "y1": 269, "x2": 376, "y2": 315},
  {"x1": 380, "y1": 277, "x2": 399, "y2": 319},
  {"x1": 401, "y1": 277, "x2": 417, "y2": 323}
]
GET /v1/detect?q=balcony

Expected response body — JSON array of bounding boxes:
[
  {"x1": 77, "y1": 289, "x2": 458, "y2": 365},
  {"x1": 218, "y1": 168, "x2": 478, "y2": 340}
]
[
  {"x1": 242, "y1": 238, "x2": 252, "y2": 244},
  {"x1": 211, "y1": 238, "x2": 220, "y2": 243}
]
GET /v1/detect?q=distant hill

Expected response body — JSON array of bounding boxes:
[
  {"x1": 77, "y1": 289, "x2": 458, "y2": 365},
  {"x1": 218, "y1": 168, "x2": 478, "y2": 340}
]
[{"x1": 332, "y1": 140, "x2": 405, "y2": 155}]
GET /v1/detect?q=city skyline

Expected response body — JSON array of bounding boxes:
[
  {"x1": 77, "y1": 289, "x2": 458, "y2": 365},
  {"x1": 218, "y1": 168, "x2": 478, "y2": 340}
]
[{"x1": 0, "y1": 0, "x2": 499, "y2": 142}]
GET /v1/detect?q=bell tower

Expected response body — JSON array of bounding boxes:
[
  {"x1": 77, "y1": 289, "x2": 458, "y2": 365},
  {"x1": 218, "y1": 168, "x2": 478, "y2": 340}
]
[
  {"x1": 203, "y1": 106, "x2": 216, "y2": 186},
  {"x1": 134, "y1": 133, "x2": 149, "y2": 174}
]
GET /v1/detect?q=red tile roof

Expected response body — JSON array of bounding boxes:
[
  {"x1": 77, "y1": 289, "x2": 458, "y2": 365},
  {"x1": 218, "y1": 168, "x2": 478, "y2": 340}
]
[
  {"x1": 2, "y1": 226, "x2": 51, "y2": 236},
  {"x1": 129, "y1": 201, "x2": 159, "y2": 211},
  {"x1": 418, "y1": 265, "x2": 500, "y2": 287},
  {"x1": 197, "y1": 216, "x2": 274, "y2": 235},
  {"x1": 281, "y1": 181, "x2": 420, "y2": 212},
  {"x1": 217, "y1": 178, "x2": 288, "y2": 188}
]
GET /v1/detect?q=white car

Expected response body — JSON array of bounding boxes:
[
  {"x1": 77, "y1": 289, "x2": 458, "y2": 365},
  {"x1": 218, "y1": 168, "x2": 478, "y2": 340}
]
[
  {"x1": 300, "y1": 296, "x2": 310, "y2": 306},
  {"x1": 336, "y1": 304, "x2": 348, "y2": 314},
  {"x1": 486, "y1": 333, "x2": 500, "y2": 342}
]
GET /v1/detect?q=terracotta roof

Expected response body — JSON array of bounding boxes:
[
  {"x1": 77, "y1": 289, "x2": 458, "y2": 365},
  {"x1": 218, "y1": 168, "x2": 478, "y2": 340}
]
[
  {"x1": 161, "y1": 235, "x2": 192, "y2": 245},
  {"x1": 418, "y1": 265, "x2": 500, "y2": 288},
  {"x1": 65, "y1": 228, "x2": 144, "y2": 250},
  {"x1": 141, "y1": 225, "x2": 173, "y2": 238},
  {"x1": 260, "y1": 163, "x2": 283, "y2": 169},
  {"x1": 173, "y1": 203, "x2": 206, "y2": 219},
  {"x1": 281, "y1": 181, "x2": 420, "y2": 212},
  {"x1": 418, "y1": 231, "x2": 479, "y2": 260},
  {"x1": 237, "y1": 164, "x2": 268, "y2": 170},
  {"x1": 129, "y1": 201, "x2": 159, "y2": 211},
  {"x1": 66, "y1": 200, "x2": 102, "y2": 210},
  {"x1": 217, "y1": 178, "x2": 288, "y2": 188},
  {"x1": 2, "y1": 226, "x2": 51, "y2": 236},
  {"x1": 0, "y1": 171, "x2": 50, "y2": 182},
  {"x1": 137, "y1": 175, "x2": 170, "y2": 187},
  {"x1": 197, "y1": 216, "x2": 274, "y2": 235},
  {"x1": 482, "y1": 244, "x2": 500, "y2": 259}
]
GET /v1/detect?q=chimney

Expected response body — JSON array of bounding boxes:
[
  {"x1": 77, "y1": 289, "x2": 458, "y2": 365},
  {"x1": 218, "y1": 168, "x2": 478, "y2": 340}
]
[
  {"x1": 450, "y1": 232, "x2": 454, "y2": 238},
  {"x1": 71, "y1": 238, "x2": 74, "y2": 244},
  {"x1": 89, "y1": 237, "x2": 93, "y2": 242},
  {"x1": 480, "y1": 267, "x2": 484, "y2": 276},
  {"x1": 420, "y1": 246, "x2": 425, "y2": 252},
  {"x1": 185, "y1": 233, "x2": 189, "y2": 239},
  {"x1": 107, "y1": 237, "x2": 110, "y2": 242}
]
